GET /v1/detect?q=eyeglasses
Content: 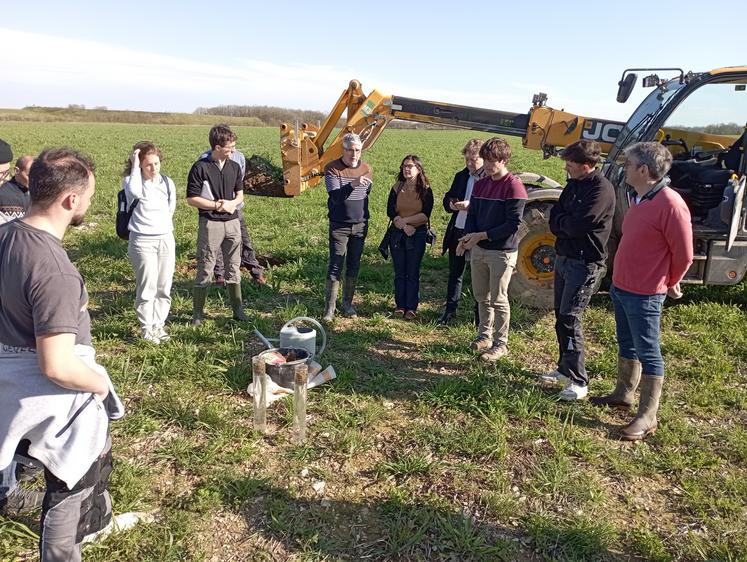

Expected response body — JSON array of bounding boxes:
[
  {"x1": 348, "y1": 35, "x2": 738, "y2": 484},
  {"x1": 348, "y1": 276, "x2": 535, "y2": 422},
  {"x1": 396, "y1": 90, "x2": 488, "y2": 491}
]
[{"x1": 401, "y1": 164, "x2": 417, "y2": 169}]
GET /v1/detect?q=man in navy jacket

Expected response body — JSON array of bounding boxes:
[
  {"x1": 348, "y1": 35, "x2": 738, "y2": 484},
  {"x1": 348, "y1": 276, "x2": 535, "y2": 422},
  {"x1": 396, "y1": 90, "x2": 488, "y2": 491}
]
[{"x1": 437, "y1": 139, "x2": 485, "y2": 326}]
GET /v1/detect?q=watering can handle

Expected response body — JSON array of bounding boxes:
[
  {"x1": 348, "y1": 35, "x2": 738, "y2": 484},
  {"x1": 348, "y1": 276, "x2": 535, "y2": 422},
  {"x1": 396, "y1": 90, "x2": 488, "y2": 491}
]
[{"x1": 281, "y1": 316, "x2": 327, "y2": 358}]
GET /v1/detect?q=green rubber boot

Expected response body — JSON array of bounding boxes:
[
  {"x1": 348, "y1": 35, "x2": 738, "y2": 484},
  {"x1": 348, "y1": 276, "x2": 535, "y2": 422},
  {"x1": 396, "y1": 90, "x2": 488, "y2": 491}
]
[
  {"x1": 192, "y1": 286, "x2": 208, "y2": 326},
  {"x1": 227, "y1": 283, "x2": 250, "y2": 321}
]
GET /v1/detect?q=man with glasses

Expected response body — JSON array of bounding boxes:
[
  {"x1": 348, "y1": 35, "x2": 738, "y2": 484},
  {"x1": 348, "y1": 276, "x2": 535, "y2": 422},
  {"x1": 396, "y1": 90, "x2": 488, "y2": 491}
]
[
  {"x1": 590, "y1": 141, "x2": 693, "y2": 440},
  {"x1": 198, "y1": 146, "x2": 266, "y2": 287},
  {"x1": 437, "y1": 139, "x2": 485, "y2": 326},
  {"x1": 0, "y1": 140, "x2": 32, "y2": 224},
  {"x1": 322, "y1": 133, "x2": 373, "y2": 321},
  {"x1": 187, "y1": 124, "x2": 249, "y2": 324},
  {"x1": 540, "y1": 140, "x2": 615, "y2": 401}
]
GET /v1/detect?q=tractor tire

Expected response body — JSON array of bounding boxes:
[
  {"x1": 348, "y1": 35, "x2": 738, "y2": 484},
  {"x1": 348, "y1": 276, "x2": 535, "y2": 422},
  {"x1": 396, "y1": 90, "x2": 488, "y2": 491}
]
[{"x1": 509, "y1": 201, "x2": 557, "y2": 309}]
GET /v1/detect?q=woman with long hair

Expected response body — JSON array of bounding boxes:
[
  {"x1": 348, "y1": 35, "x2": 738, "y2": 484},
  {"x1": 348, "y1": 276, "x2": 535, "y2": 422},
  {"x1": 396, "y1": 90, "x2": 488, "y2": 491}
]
[
  {"x1": 386, "y1": 155, "x2": 434, "y2": 320},
  {"x1": 122, "y1": 141, "x2": 176, "y2": 343}
]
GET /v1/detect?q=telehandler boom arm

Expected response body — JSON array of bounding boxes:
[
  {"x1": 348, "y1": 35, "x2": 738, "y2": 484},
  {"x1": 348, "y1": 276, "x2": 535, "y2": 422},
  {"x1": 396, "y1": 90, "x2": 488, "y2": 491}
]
[{"x1": 279, "y1": 79, "x2": 624, "y2": 196}]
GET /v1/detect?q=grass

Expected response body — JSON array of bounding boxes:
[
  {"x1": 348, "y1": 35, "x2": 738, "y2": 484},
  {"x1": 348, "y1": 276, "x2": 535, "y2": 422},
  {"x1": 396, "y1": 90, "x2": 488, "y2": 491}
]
[{"x1": 1, "y1": 121, "x2": 746, "y2": 561}]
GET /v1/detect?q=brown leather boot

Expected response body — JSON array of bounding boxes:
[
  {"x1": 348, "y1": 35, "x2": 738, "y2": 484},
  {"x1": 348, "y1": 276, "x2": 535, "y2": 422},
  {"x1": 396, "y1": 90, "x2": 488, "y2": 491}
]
[
  {"x1": 589, "y1": 356, "x2": 642, "y2": 410},
  {"x1": 620, "y1": 374, "x2": 663, "y2": 441}
]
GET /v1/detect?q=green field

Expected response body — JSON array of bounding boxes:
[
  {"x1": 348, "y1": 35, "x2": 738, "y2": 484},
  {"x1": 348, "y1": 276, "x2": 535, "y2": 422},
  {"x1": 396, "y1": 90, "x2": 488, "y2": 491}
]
[{"x1": 1, "y1": 122, "x2": 746, "y2": 561}]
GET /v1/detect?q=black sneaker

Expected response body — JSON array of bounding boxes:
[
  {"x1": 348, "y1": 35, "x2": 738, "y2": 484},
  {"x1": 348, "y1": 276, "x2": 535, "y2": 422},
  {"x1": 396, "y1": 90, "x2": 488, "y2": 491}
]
[{"x1": 0, "y1": 486, "x2": 45, "y2": 516}]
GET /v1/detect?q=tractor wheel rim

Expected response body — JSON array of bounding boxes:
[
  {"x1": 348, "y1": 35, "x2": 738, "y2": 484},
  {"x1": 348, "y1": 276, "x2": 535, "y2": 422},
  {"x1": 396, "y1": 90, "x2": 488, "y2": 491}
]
[{"x1": 518, "y1": 233, "x2": 556, "y2": 282}]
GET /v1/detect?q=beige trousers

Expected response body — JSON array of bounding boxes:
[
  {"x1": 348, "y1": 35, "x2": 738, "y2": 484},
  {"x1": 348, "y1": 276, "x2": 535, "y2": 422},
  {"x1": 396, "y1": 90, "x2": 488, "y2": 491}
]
[{"x1": 470, "y1": 246, "x2": 517, "y2": 345}]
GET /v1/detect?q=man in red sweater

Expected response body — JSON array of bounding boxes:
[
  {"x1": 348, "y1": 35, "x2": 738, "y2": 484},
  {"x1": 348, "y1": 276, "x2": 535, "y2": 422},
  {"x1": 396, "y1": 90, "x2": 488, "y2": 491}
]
[{"x1": 590, "y1": 142, "x2": 693, "y2": 441}]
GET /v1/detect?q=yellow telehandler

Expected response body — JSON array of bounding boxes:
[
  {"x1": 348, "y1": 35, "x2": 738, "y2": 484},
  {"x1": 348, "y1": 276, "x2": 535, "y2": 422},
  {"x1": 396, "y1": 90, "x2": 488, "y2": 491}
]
[{"x1": 277, "y1": 67, "x2": 747, "y2": 308}]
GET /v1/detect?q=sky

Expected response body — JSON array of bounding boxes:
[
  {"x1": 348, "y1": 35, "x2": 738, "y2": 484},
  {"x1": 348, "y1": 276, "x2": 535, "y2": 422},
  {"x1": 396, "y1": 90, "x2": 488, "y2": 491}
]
[{"x1": 2, "y1": 0, "x2": 746, "y2": 122}]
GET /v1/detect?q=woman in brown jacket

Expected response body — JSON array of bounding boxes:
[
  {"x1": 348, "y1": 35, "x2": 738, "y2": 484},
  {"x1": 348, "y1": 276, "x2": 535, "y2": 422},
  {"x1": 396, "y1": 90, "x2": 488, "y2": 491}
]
[{"x1": 386, "y1": 155, "x2": 434, "y2": 320}]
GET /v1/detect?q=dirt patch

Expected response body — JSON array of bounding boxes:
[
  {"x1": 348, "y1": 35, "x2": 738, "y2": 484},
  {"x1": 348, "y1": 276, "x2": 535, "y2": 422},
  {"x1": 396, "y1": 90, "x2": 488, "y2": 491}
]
[{"x1": 243, "y1": 156, "x2": 287, "y2": 198}]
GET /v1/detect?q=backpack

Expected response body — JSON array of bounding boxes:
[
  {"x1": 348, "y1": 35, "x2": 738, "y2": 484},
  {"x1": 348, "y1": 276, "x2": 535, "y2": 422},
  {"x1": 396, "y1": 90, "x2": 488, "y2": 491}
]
[{"x1": 116, "y1": 174, "x2": 171, "y2": 240}]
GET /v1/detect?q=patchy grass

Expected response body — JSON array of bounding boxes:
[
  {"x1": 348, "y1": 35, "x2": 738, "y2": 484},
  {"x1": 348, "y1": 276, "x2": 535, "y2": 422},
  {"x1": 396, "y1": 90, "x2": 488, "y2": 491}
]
[{"x1": 1, "y1": 122, "x2": 745, "y2": 561}]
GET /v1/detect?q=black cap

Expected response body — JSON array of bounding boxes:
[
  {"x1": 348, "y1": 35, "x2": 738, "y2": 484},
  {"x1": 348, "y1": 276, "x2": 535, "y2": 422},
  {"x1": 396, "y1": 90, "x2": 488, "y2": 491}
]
[{"x1": 0, "y1": 139, "x2": 12, "y2": 164}]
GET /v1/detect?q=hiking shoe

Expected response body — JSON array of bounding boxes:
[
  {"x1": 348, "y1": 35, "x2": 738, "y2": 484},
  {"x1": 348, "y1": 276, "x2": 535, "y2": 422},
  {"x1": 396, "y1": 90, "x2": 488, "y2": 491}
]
[
  {"x1": 539, "y1": 369, "x2": 570, "y2": 386},
  {"x1": 0, "y1": 486, "x2": 44, "y2": 516},
  {"x1": 252, "y1": 273, "x2": 267, "y2": 285},
  {"x1": 480, "y1": 344, "x2": 508, "y2": 362},
  {"x1": 559, "y1": 382, "x2": 588, "y2": 401},
  {"x1": 404, "y1": 310, "x2": 417, "y2": 321},
  {"x1": 436, "y1": 310, "x2": 456, "y2": 326},
  {"x1": 470, "y1": 336, "x2": 493, "y2": 352}
]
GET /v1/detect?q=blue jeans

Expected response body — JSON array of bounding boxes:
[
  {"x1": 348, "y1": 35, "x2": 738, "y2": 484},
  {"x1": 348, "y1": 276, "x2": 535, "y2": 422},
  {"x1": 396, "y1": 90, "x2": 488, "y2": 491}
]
[
  {"x1": 611, "y1": 285, "x2": 666, "y2": 376},
  {"x1": 390, "y1": 226, "x2": 427, "y2": 311}
]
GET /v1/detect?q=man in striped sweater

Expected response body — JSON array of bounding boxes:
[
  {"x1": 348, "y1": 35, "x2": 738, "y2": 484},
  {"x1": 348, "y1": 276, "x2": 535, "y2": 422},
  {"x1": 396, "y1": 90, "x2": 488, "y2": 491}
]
[
  {"x1": 590, "y1": 142, "x2": 693, "y2": 441},
  {"x1": 322, "y1": 133, "x2": 373, "y2": 321},
  {"x1": 457, "y1": 137, "x2": 528, "y2": 361}
]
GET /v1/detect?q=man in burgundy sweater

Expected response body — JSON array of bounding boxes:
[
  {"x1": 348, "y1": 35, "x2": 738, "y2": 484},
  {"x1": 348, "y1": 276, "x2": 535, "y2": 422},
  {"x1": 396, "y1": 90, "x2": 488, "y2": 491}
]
[
  {"x1": 457, "y1": 137, "x2": 528, "y2": 362},
  {"x1": 590, "y1": 142, "x2": 693, "y2": 441}
]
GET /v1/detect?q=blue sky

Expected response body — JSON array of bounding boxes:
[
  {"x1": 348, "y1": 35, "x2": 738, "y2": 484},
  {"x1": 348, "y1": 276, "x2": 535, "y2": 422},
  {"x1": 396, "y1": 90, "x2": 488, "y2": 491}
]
[{"x1": 2, "y1": 0, "x2": 746, "y2": 121}]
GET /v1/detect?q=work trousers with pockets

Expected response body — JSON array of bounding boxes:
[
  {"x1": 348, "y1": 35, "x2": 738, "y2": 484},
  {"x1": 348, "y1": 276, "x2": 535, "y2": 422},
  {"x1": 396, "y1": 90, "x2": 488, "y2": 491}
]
[
  {"x1": 39, "y1": 436, "x2": 113, "y2": 562},
  {"x1": 194, "y1": 216, "x2": 242, "y2": 287},
  {"x1": 128, "y1": 233, "x2": 175, "y2": 332},
  {"x1": 213, "y1": 209, "x2": 264, "y2": 278},
  {"x1": 470, "y1": 246, "x2": 517, "y2": 346},
  {"x1": 553, "y1": 255, "x2": 604, "y2": 386},
  {"x1": 327, "y1": 221, "x2": 368, "y2": 281}
]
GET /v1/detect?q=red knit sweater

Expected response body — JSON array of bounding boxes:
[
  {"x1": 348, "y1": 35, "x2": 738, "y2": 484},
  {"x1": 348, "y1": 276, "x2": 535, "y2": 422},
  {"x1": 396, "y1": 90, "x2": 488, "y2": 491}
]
[{"x1": 612, "y1": 187, "x2": 694, "y2": 295}]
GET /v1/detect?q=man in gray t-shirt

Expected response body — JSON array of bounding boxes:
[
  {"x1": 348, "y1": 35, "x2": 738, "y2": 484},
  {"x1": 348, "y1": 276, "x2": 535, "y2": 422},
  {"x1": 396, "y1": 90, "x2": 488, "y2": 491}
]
[
  {"x1": 0, "y1": 220, "x2": 92, "y2": 346},
  {"x1": 0, "y1": 148, "x2": 123, "y2": 562}
]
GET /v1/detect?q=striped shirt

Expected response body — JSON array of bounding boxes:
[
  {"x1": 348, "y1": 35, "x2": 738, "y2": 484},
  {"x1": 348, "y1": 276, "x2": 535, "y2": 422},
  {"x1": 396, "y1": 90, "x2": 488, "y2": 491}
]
[{"x1": 324, "y1": 158, "x2": 373, "y2": 223}]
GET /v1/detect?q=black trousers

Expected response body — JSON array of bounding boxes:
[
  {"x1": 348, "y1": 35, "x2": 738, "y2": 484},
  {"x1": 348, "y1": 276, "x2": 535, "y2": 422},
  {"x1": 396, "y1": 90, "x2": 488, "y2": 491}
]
[
  {"x1": 327, "y1": 221, "x2": 368, "y2": 281},
  {"x1": 553, "y1": 255, "x2": 604, "y2": 386},
  {"x1": 443, "y1": 227, "x2": 479, "y2": 322}
]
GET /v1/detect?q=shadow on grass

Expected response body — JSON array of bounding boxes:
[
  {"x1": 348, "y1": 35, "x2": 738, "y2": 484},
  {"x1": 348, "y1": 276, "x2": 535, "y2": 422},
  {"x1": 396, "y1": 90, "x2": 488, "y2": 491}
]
[
  {"x1": 210, "y1": 477, "x2": 521, "y2": 561},
  {"x1": 193, "y1": 476, "x2": 637, "y2": 562}
]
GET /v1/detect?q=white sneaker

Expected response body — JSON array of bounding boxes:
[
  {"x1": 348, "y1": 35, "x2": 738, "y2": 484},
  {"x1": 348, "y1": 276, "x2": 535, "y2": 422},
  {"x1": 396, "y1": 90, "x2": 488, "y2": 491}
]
[
  {"x1": 82, "y1": 511, "x2": 154, "y2": 544},
  {"x1": 141, "y1": 329, "x2": 160, "y2": 344},
  {"x1": 153, "y1": 326, "x2": 170, "y2": 342},
  {"x1": 559, "y1": 382, "x2": 588, "y2": 401},
  {"x1": 539, "y1": 369, "x2": 570, "y2": 386}
]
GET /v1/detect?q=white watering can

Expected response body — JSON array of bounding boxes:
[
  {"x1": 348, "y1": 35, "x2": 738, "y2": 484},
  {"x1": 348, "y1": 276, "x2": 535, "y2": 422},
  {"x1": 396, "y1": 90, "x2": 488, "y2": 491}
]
[
  {"x1": 254, "y1": 316, "x2": 326, "y2": 360},
  {"x1": 279, "y1": 316, "x2": 326, "y2": 359}
]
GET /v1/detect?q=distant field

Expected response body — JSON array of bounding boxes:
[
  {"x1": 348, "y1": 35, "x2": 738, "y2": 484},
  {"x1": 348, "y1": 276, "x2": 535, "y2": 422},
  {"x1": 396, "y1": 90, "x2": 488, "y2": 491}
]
[
  {"x1": 0, "y1": 107, "x2": 264, "y2": 126},
  {"x1": 0, "y1": 122, "x2": 745, "y2": 562}
]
